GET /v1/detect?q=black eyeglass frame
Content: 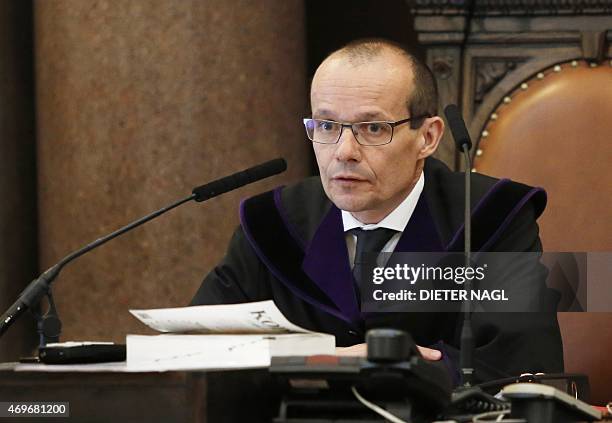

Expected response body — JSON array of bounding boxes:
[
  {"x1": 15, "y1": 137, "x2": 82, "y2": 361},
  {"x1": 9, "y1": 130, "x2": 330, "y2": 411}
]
[{"x1": 303, "y1": 115, "x2": 431, "y2": 146}]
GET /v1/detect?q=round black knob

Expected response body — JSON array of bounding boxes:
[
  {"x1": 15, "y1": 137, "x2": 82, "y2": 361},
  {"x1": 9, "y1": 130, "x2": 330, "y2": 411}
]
[
  {"x1": 42, "y1": 315, "x2": 62, "y2": 339},
  {"x1": 366, "y1": 328, "x2": 418, "y2": 363}
]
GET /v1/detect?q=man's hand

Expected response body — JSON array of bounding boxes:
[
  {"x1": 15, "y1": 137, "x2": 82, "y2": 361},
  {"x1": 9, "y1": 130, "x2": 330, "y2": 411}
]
[{"x1": 335, "y1": 343, "x2": 442, "y2": 360}]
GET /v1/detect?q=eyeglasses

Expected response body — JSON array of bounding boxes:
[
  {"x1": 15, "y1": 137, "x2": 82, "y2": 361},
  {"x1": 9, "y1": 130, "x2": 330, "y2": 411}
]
[{"x1": 302, "y1": 116, "x2": 429, "y2": 146}]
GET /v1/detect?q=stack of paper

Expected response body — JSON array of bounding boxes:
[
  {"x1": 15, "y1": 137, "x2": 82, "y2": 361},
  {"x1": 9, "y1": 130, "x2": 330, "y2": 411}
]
[{"x1": 127, "y1": 300, "x2": 335, "y2": 371}]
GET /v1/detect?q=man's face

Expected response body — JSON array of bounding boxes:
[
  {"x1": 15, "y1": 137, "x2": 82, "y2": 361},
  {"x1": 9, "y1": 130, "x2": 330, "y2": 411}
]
[{"x1": 310, "y1": 52, "x2": 428, "y2": 223}]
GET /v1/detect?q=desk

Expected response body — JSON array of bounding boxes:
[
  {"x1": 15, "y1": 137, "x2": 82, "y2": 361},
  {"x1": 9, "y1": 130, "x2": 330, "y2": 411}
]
[{"x1": 0, "y1": 363, "x2": 280, "y2": 422}]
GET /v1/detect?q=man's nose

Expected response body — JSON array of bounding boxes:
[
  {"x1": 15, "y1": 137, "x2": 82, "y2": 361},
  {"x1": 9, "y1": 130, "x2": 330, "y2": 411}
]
[{"x1": 334, "y1": 126, "x2": 362, "y2": 162}]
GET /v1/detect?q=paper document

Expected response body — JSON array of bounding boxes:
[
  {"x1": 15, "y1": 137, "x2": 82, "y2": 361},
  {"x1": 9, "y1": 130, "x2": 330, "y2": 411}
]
[
  {"x1": 130, "y1": 300, "x2": 312, "y2": 334},
  {"x1": 126, "y1": 333, "x2": 335, "y2": 372},
  {"x1": 127, "y1": 300, "x2": 336, "y2": 371}
]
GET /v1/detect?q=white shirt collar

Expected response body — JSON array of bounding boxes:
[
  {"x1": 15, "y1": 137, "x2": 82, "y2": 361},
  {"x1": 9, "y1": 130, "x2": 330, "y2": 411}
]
[{"x1": 341, "y1": 172, "x2": 425, "y2": 232}]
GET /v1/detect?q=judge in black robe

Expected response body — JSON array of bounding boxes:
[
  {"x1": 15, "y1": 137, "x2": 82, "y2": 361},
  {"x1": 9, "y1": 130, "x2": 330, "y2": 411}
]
[
  {"x1": 191, "y1": 156, "x2": 564, "y2": 383},
  {"x1": 192, "y1": 37, "x2": 563, "y2": 384}
]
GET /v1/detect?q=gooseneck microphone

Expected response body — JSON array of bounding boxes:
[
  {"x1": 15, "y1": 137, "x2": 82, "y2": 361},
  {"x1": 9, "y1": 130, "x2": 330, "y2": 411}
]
[
  {"x1": 444, "y1": 104, "x2": 474, "y2": 387},
  {"x1": 0, "y1": 158, "x2": 287, "y2": 341},
  {"x1": 445, "y1": 104, "x2": 472, "y2": 152},
  {"x1": 192, "y1": 158, "x2": 286, "y2": 201}
]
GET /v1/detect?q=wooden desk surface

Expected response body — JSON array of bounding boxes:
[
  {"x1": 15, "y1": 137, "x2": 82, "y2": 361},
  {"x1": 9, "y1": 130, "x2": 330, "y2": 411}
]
[{"x1": 0, "y1": 363, "x2": 279, "y2": 422}]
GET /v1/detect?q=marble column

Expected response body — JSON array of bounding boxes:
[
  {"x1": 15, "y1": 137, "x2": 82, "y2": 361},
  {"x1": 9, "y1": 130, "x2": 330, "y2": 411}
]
[{"x1": 34, "y1": 0, "x2": 308, "y2": 342}]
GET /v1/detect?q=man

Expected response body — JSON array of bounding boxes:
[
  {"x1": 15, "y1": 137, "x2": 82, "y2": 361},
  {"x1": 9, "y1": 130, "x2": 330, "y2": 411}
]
[{"x1": 191, "y1": 38, "x2": 563, "y2": 382}]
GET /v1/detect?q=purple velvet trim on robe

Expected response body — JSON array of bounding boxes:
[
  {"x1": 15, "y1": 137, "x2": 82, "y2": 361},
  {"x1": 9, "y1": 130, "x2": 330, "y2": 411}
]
[
  {"x1": 273, "y1": 187, "x2": 306, "y2": 251},
  {"x1": 445, "y1": 178, "x2": 509, "y2": 252},
  {"x1": 478, "y1": 187, "x2": 546, "y2": 252},
  {"x1": 301, "y1": 206, "x2": 362, "y2": 323},
  {"x1": 239, "y1": 195, "x2": 354, "y2": 325}
]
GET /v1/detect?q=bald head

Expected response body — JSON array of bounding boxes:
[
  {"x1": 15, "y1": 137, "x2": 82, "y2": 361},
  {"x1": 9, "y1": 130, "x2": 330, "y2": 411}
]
[
  {"x1": 314, "y1": 39, "x2": 438, "y2": 126},
  {"x1": 328, "y1": 38, "x2": 408, "y2": 66},
  {"x1": 312, "y1": 49, "x2": 414, "y2": 126}
]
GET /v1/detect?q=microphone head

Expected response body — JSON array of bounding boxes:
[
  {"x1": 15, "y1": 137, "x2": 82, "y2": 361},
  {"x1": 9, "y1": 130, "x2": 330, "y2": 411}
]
[
  {"x1": 192, "y1": 158, "x2": 287, "y2": 202},
  {"x1": 444, "y1": 104, "x2": 472, "y2": 151},
  {"x1": 250, "y1": 158, "x2": 287, "y2": 180}
]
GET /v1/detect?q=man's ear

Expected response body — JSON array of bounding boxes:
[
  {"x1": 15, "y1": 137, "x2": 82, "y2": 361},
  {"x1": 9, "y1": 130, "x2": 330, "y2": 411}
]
[{"x1": 417, "y1": 116, "x2": 445, "y2": 159}]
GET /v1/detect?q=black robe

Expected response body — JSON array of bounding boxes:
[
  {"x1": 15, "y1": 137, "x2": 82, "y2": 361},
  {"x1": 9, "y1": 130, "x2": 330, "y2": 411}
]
[{"x1": 191, "y1": 157, "x2": 564, "y2": 383}]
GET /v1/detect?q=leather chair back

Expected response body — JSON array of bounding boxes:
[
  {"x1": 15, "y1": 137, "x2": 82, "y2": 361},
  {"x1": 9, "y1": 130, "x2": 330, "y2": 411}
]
[{"x1": 472, "y1": 60, "x2": 612, "y2": 404}]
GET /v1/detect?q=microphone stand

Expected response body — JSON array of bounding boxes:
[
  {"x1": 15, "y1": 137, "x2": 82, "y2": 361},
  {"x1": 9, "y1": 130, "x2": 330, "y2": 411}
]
[
  {"x1": 460, "y1": 143, "x2": 474, "y2": 387},
  {"x1": 456, "y1": 2, "x2": 476, "y2": 386},
  {"x1": 0, "y1": 158, "x2": 286, "y2": 346},
  {"x1": 443, "y1": 104, "x2": 474, "y2": 387},
  {"x1": 0, "y1": 194, "x2": 195, "y2": 346}
]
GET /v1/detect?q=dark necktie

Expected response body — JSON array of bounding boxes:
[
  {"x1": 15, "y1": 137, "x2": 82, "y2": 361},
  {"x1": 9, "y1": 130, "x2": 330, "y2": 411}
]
[{"x1": 350, "y1": 228, "x2": 398, "y2": 304}]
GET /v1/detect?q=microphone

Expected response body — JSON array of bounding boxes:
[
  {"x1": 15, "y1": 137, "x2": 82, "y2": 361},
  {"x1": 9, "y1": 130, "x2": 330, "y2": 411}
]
[
  {"x1": 444, "y1": 105, "x2": 474, "y2": 387},
  {"x1": 444, "y1": 104, "x2": 472, "y2": 151},
  {"x1": 193, "y1": 158, "x2": 286, "y2": 201},
  {"x1": 0, "y1": 158, "x2": 287, "y2": 343}
]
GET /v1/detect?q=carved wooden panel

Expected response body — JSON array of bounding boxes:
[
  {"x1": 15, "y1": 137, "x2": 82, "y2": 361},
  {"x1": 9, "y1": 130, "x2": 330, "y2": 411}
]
[{"x1": 409, "y1": 0, "x2": 612, "y2": 168}]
